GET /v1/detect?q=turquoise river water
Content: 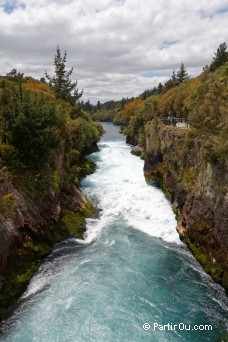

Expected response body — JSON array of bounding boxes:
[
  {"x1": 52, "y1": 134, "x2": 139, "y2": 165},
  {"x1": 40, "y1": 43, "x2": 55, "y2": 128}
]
[{"x1": 0, "y1": 123, "x2": 227, "y2": 342}]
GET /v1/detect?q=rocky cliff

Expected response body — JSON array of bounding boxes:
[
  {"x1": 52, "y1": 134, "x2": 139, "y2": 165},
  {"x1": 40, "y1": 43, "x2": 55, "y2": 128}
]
[
  {"x1": 0, "y1": 160, "x2": 95, "y2": 320},
  {"x1": 144, "y1": 120, "x2": 228, "y2": 290}
]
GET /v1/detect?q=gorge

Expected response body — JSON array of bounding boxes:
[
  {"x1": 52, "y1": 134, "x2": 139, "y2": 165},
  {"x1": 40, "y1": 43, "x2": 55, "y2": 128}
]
[
  {"x1": 144, "y1": 120, "x2": 228, "y2": 290},
  {"x1": 0, "y1": 123, "x2": 227, "y2": 342}
]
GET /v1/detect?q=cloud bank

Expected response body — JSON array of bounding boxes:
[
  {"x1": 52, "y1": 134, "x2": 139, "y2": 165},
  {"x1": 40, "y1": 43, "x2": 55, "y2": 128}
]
[{"x1": 0, "y1": 0, "x2": 228, "y2": 103}]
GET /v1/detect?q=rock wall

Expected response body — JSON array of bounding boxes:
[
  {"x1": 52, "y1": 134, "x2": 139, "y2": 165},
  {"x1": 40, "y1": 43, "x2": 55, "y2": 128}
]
[
  {"x1": 0, "y1": 175, "x2": 94, "y2": 319},
  {"x1": 144, "y1": 120, "x2": 228, "y2": 290}
]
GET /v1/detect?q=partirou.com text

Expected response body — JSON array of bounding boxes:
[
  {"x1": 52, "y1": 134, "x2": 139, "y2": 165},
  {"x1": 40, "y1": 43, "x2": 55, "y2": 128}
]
[{"x1": 143, "y1": 322, "x2": 213, "y2": 331}]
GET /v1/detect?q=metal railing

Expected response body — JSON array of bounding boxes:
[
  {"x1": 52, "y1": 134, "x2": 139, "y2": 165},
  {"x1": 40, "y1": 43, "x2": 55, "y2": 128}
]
[{"x1": 160, "y1": 117, "x2": 190, "y2": 127}]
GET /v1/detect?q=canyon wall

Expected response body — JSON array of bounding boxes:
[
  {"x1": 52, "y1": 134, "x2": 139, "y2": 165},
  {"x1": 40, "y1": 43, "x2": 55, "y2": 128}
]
[
  {"x1": 144, "y1": 120, "x2": 228, "y2": 290},
  {"x1": 0, "y1": 160, "x2": 94, "y2": 320}
]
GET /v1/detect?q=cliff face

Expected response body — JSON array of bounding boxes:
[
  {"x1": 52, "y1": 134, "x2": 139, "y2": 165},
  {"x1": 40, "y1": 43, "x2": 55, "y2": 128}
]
[
  {"x1": 144, "y1": 120, "x2": 228, "y2": 290},
  {"x1": 0, "y1": 164, "x2": 94, "y2": 319}
]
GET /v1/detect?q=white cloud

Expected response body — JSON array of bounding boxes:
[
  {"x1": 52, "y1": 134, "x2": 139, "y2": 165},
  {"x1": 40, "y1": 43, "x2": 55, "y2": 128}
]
[{"x1": 0, "y1": 0, "x2": 228, "y2": 103}]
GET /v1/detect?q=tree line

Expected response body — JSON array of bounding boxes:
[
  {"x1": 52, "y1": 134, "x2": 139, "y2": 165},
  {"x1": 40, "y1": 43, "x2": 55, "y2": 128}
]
[
  {"x1": 0, "y1": 47, "x2": 102, "y2": 199},
  {"x1": 91, "y1": 42, "x2": 228, "y2": 168}
]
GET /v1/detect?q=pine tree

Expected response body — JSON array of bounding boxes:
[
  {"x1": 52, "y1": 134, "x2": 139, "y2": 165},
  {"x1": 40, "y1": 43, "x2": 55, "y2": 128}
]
[
  {"x1": 163, "y1": 71, "x2": 178, "y2": 92},
  {"x1": 202, "y1": 65, "x2": 209, "y2": 72},
  {"x1": 45, "y1": 46, "x2": 83, "y2": 105},
  {"x1": 209, "y1": 42, "x2": 228, "y2": 72},
  {"x1": 97, "y1": 101, "x2": 101, "y2": 110},
  {"x1": 157, "y1": 83, "x2": 163, "y2": 94},
  {"x1": 164, "y1": 79, "x2": 174, "y2": 91},
  {"x1": 84, "y1": 100, "x2": 92, "y2": 112},
  {"x1": 171, "y1": 70, "x2": 178, "y2": 86},
  {"x1": 176, "y1": 62, "x2": 189, "y2": 84}
]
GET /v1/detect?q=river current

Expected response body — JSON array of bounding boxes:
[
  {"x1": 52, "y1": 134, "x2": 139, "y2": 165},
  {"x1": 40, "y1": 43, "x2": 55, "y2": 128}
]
[{"x1": 0, "y1": 123, "x2": 227, "y2": 341}]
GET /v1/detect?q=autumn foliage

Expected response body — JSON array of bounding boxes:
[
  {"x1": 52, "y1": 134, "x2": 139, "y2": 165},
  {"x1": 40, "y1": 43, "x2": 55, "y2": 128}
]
[
  {"x1": 24, "y1": 81, "x2": 55, "y2": 97},
  {"x1": 123, "y1": 98, "x2": 143, "y2": 120}
]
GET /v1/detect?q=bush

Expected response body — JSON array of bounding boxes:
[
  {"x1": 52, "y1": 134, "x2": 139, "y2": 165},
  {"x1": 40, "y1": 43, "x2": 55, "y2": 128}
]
[{"x1": 0, "y1": 192, "x2": 16, "y2": 220}]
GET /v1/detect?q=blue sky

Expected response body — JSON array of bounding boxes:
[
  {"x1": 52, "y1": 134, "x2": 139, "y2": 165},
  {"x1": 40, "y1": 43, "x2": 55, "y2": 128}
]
[
  {"x1": 2, "y1": 2, "x2": 16, "y2": 13},
  {"x1": 216, "y1": 6, "x2": 228, "y2": 13},
  {"x1": 1, "y1": 0, "x2": 25, "y2": 13}
]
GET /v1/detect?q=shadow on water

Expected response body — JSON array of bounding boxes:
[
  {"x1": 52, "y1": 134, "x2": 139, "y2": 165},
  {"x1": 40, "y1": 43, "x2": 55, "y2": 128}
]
[{"x1": 49, "y1": 238, "x2": 95, "y2": 260}]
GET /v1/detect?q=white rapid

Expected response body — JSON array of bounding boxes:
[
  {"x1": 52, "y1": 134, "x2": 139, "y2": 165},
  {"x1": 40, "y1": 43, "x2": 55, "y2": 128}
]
[{"x1": 81, "y1": 123, "x2": 180, "y2": 245}]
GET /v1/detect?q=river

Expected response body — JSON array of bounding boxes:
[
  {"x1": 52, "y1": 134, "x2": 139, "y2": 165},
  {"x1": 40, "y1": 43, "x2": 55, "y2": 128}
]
[{"x1": 0, "y1": 123, "x2": 227, "y2": 341}]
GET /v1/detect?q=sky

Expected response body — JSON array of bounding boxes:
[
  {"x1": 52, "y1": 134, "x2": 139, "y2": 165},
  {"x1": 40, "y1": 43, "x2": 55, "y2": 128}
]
[{"x1": 0, "y1": 0, "x2": 228, "y2": 104}]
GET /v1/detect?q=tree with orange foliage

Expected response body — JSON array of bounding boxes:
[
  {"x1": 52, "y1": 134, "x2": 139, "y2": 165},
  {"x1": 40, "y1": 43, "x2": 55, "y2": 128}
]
[
  {"x1": 123, "y1": 98, "x2": 143, "y2": 121},
  {"x1": 24, "y1": 81, "x2": 55, "y2": 97},
  {"x1": 158, "y1": 86, "x2": 178, "y2": 117}
]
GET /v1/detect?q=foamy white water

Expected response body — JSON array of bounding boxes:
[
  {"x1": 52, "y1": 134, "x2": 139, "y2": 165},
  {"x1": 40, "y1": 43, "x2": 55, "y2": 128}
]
[{"x1": 81, "y1": 128, "x2": 180, "y2": 244}]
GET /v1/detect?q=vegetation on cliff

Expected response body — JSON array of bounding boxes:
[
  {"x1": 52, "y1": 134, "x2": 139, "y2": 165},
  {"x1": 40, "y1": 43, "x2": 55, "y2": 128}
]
[
  {"x1": 127, "y1": 43, "x2": 227, "y2": 290},
  {"x1": 122, "y1": 61, "x2": 227, "y2": 166},
  {"x1": 0, "y1": 47, "x2": 102, "y2": 206},
  {"x1": 90, "y1": 43, "x2": 228, "y2": 169},
  {"x1": 0, "y1": 47, "x2": 102, "y2": 319}
]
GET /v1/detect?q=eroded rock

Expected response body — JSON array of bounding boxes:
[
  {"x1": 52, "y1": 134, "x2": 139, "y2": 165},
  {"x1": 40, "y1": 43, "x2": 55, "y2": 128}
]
[{"x1": 144, "y1": 120, "x2": 228, "y2": 290}]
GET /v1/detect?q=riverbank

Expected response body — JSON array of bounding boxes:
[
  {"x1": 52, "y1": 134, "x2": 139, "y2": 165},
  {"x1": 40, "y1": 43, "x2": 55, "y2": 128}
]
[
  {"x1": 143, "y1": 119, "x2": 228, "y2": 291},
  {"x1": 0, "y1": 73, "x2": 104, "y2": 320},
  {"x1": 0, "y1": 156, "x2": 97, "y2": 320}
]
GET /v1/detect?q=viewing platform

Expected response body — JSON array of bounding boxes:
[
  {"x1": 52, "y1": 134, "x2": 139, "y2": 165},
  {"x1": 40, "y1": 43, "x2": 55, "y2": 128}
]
[{"x1": 160, "y1": 117, "x2": 190, "y2": 128}]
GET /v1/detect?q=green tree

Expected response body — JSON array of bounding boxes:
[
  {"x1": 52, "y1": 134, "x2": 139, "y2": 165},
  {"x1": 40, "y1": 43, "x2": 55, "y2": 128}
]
[
  {"x1": 6, "y1": 69, "x2": 24, "y2": 82},
  {"x1": 176, "y1": 62, "x2": 189, "y2": 84},
  {"x1": 121, "y1": 98, "x2": 127, "y2": 109},
  {"x1": 157, "y1": 83, "x2": 163, "y2": 94},
  {"x1": 84, "y1": 100, "x2": 92, "y2": 112},
  {"x1": 97, "y1": 101, "x2": 101, "y2": 110},
  {"x1": 171, "y1": 70, "x2": 178, "y2": 86},
  {"x1": 0, "y1": 83, "x2": 61, "y2": 169},
  {"x1": 45, "y1": 46, "x2": 83, "y2": 105},
  {"x1": 209, "y1": 42, "x2": 228, "y2": 72}
]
